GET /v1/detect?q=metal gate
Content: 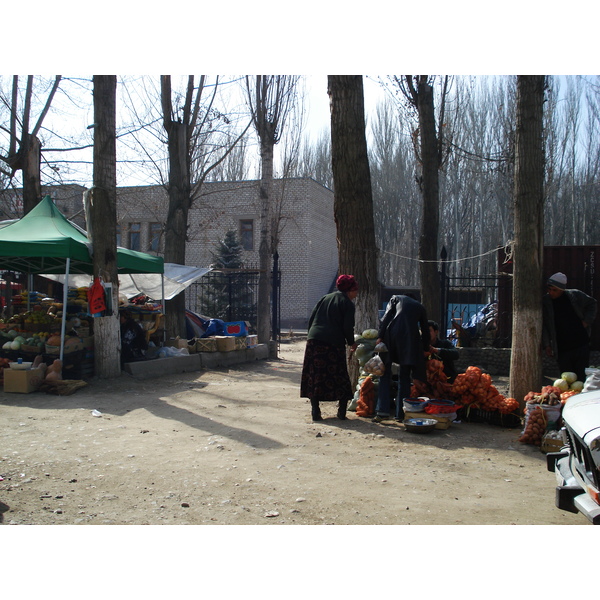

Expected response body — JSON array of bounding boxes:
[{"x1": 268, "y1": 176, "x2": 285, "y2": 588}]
[{"x1": 188, "y1": 263, "x2": 281, "y2": 339}]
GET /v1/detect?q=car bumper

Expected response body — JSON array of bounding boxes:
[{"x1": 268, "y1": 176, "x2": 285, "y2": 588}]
[{"x1": 547, "y1": 451, "x2": 600, "y2": 524}]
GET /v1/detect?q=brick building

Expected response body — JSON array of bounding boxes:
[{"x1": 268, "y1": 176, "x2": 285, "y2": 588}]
[{"x1": 1, "y1": 178, "x2": 338, "y2": 330}]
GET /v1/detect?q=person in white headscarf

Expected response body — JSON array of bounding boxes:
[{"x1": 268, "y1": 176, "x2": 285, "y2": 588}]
[{"x1": 542, "y1": 272, "x2": 597, "y2": 382}]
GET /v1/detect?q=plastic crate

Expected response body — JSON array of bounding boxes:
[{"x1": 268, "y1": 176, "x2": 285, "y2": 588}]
[{"x1": 457, "y1": 406, "x2": 522, "y2": 428}]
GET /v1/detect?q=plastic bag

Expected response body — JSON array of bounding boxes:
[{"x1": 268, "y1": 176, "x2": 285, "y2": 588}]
[
  {"x1": 157, "y1": 346, "x2": 190, "y2": 358},
  {"x1": 583, "y1": 371, "x2": 600, "y2": 393},
  {"x1": 364, "y1": 354, "x2": 385, "y2": 376}
]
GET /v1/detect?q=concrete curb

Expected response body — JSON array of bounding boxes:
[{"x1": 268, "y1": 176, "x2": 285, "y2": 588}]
[{"x1": 123, "y1": 344, "x2": 270, "y2": 379}]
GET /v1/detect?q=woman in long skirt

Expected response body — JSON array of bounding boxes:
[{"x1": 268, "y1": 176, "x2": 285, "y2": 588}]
[{"x1": 300, "y1": 274, "x2": 359, "y2": 421}]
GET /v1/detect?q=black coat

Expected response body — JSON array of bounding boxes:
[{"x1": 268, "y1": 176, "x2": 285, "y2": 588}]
[{"x1": 378, "y1": 295, "x2": 429, "y2": 367}]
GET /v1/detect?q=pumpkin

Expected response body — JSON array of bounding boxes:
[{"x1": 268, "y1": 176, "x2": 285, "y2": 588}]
[{"x1": 47, "y1": 334, "x2": 62, "y2": 346}]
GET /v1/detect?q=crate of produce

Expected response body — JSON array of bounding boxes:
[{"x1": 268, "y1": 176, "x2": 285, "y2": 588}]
[
  {"x1": 457, "y1": 406, "x2": 521, "y2": 428},
  {"x1": 234, "y1": 336, "x2": 247, "y2": 350},
  {"x1": 196, "y1": 337, "x2": 218, "y2": 352},
  {"x1": 215, "y1": 335, "x2": 235, "y2": 352}
]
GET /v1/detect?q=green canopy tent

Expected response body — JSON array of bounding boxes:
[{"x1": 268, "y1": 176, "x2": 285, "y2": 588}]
[{"x1": 0, "y1": 195, "x2": 164, "y2": 360}]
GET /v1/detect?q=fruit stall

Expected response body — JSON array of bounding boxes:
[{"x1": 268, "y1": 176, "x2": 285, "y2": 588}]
[{"x1": 0, "y1": 196, "x2": 164, "y2": 390}]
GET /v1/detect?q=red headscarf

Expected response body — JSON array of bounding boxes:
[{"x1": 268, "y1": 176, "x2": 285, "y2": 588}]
[{"x1": 336, "y1": 274, "x2": 359, "y2": 293}]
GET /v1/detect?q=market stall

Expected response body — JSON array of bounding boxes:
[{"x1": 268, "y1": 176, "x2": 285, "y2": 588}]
[{"x1": 0, "y1": 195, "x2": 164, "y2": 374}]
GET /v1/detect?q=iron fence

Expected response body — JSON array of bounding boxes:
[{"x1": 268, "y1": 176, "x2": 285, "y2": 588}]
[
  {"x1": 442, "y1": 273, "x2": 512, "y2": 348},
  {"x1": 187, "y1": 264, "x2": 281, "y2": 339}
]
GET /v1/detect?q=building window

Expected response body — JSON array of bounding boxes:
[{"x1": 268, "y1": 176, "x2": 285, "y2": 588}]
[
  {"x1": 240, "y1": 219, "x2": 253, "y2": 251},
  {"x1": 149, "y1": 222, "x2": 162, "y2": 252},
  {"x1": 128, "y1": 223, "x2": 141, "y2": 251},
  {"x1": 116, "y1": 228, "x2": 122, "y2": 247}
]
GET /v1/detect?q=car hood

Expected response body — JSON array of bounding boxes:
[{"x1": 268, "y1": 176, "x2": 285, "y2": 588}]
[{"x1": 562, "y1": 389, "x2": 600, "y2": 440}]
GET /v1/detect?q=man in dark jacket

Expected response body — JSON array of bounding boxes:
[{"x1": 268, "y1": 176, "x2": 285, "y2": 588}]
[
  {"x1": 120, "y1": 310, "x2": 148, "y2": 366},
  {"x1": 373, "y1": 294, "x2": 429, "y2": 422},
  {"x1": 428, "y1": 320, "x2": 459, "y2": 383},
  {"x1": 542, "y1": 272, "x2": 597, "y2": 382}
]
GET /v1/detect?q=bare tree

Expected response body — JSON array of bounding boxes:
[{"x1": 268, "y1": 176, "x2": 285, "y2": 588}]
[
  {"x1": 327, "y1": 75, "x2": 379, "y2": 339},
  {"x1": 87, "y1": 75, "x2": 120, "y2": 378},
  {"x1": 509, "y1": 75, "x2": 547, "y2": 406},
  {"x1": 390, "y1": 75, "x2": 452, "y2": 324},
  {"x1": 244, "y1": 75, "x2": 300, "y2": 345},
  {"x1": 155, "y1": 75, "x2": 252, "y2": 338},
  {"x1": 0, "y1": 75, "x2": 61, "y2": 213}
]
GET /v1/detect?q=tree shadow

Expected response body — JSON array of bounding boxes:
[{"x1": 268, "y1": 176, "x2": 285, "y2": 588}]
[{"x1": 0, "y1": 376, "x2": 285, "y2": 450}]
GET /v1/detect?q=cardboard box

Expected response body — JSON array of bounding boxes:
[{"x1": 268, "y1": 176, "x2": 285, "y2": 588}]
[
  {"x1": 196, "y1": 337, "x2": 217, "y2": 352},
  {"x1": 224, "y1": 321, "x2": 248, "y2": 337},
  {"x1": 215, "y1": 335, "x2": 235, "y2": 352},
  {"x1": 4, "y1": 367, "x2": 45, "y2": 393},
  {"x1": 246, "y1": 335, "x2": 258, "y2": 347},
  {"x1": 46, "y1": 341, "x2": 84, "y2": 355},
  {"x1": 234, "y1": 336, "x2": 247, "y2": 350},
  {"x1": 175, "y1": 337, "x2": 196, "y2": 353}
]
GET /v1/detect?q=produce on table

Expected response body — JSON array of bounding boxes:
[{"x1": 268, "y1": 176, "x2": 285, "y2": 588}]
[
  {"x1": 446, "y1": 365, "x2": 519, "y2": 415},
  {"x1": 519, "y1": 385, "x2": 566, "y2": 446},
  {"x1": 560, "y1": 390, "x2": 579, "y2": 403},
  {"x1": 361, "y1": 329, "x2": 379, "y2": 340},
  {"x1": 518, "y1": 405, "x2": 547, "y2": 446},
  {"x1": 363, "y1": 354, "x2": 385, "y2": 376},
  {"x1": 355, "y1": 376, "x2": 376, "y2": 417},
  {"x1": 523, "y1": 385, "x2": 562, "y2": 406},
  {"x1": 569, "y1": 380, "x2": 584, "y2": 392},
  {"x1": 553, "y1": 378, "x2": 570, "y2": 392},
  {"x1": 560, "y1": 371, "x2": 577, "y2": 385}
]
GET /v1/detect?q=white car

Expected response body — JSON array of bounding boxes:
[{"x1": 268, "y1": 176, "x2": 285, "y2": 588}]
[{"x1": 547, "y1": 389, "x2": 600, "y2": 524}]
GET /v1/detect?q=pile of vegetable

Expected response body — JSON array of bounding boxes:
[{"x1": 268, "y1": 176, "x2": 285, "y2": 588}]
[
  {"x1": 411, "y1": 354, "x2": 453, "y2": 399},
  {"x1": 549, "y1": 371, "x2": 584, "y2": 402},
  {"x1": 519, "y1": 405, "x2": 550, "y2": 446},
  {"x1": 349, "y1": 328, "x2": 381, "y2": 413},
  {"x1": 414, "y1": 361, "x2": 520, "y2": 416},
  {"x1": 355, "y1": 376, "x2": 376, "y2": 417},
  {"x1": 519, "y1": 383, "x2": 570, "y2": 446}
]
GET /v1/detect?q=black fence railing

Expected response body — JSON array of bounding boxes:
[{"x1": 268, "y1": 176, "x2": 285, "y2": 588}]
[
  {"x1": 442, "y1": 273, "x2": 512, "y2": 348},
  {"x1": 187, "y1": 264, "x2": 281, "y2": 339}
]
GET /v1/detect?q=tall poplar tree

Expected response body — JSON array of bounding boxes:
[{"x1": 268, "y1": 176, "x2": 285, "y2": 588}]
[
  {"x1": 88, "y1": 75, "x2": 120, "y2": 378},
  {"x1": 327, "y1": 75, "x2": 379, "y2": 341},
  {"x1": 509, "y1": 75, "x2": 547, "y2": 406}
]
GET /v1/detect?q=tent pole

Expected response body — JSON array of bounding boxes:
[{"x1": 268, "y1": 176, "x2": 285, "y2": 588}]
[
  {"x1": 60, "y1": 259, "x2": 70, "y2": 362},
  {"x1": 27, "y1": 273, "x2": 33, "y2": 311},
  {"x1": 161, "y1": 274, "x2": 166, "y2": 344}
]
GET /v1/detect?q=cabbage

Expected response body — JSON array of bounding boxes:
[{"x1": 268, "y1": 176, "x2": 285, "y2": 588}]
[
  {"x1": 561, "y1": 371, "x2": 578, "y2": 384},
  {"x1": 361, "y1": 329, "x2": 379, "y2": 340},
  {"x1": 570, "y1": 380, "x2": 584, "y2": 392},
  {"x1": 553, "y1": 378, "x2": 569, "y2": 392}
]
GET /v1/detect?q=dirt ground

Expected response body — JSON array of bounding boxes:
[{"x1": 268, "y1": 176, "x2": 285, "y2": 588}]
[{"x1": 0, "y1": 338, "x2": 590, "y2": 527}]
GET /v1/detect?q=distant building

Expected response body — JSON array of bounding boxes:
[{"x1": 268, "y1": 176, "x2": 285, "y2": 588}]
[{"x1": 1, "y1": 178, "x2": 338, "y2": 329}]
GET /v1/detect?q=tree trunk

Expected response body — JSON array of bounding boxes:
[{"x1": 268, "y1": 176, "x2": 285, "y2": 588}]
[
  {"x1": 416, "y1": 77, "x2": 441, "y2": 322},
  {"x1": 509, "y1": 76, "x2": 546, "y2": 407},
  {"x1": 163, "y1": 119, "x2": 191, "y2": 340},
  {"x1": 90, "y1": 75, "x2": 121, "y2": 378},
  {"x1": 22, "y1": 134, "x2": 42, "y2": 215},
  {"x1": 328, "y1": 75, "x2": 379, "y2": 384},
  {"x1": 257, "y1": 139, "x2": 274, "y2": 345}
]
